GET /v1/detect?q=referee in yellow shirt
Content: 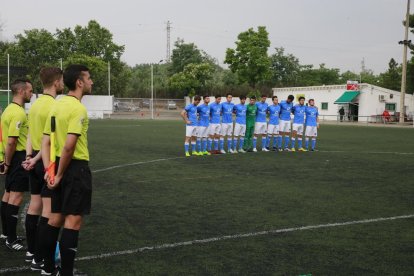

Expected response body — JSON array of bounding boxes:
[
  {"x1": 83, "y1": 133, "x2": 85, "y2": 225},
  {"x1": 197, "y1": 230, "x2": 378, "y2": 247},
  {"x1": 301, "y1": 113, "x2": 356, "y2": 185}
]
[
  {"x1": 41, "y1": 65, "x2": 93, "y2": 276},
  {"x1": 0, "y1": 79, "x2": 33, "y2": 251},
  {"x1": 22, "y1": 67, "x2": 64, "y2": 267}
]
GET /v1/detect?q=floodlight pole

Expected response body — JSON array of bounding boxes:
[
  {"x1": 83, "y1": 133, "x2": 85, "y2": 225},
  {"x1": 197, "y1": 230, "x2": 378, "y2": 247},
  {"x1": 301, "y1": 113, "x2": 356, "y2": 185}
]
[
  {"x1": 60, "y1": 58, "x2": 63, "y2": 70},
  {"x1": 151, "y1": 64, "x2": 154, "y2": 119},
  {"x1": 7, "y1": 54, "x2": 10, "y2": 104},
  {"x1": 108, "y1": 62, "x2": 111, "y2": 96},
  {"x1": 400, "y1": 0, "x2": 410, "y2": 123}
]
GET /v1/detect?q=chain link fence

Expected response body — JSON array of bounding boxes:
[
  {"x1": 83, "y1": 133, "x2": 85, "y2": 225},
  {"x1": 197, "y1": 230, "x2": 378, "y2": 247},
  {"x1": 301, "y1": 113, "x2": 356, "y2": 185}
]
[{"x1": 112, "y1": 98, "x2": 185, "y2": 119}]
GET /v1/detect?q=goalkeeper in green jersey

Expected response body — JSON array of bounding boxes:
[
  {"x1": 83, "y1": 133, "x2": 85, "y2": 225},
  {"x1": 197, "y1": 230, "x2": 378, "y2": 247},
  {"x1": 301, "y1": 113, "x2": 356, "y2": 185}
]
[{"x1": 244, "y1": 96, "x2": 257, "y2": 152}]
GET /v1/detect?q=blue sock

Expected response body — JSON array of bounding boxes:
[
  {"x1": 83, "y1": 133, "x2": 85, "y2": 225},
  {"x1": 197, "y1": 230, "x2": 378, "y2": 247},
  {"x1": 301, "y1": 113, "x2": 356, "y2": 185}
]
[
  {"x1": 191, "y1": 142, "x2": 196, "y2": 152},
  {"x1": 227, "y1": 139, "x2": 232, "y2": 151},
  {"x1": 202, "y1": 139, "x2": 207, "y2": 152},
  {"x1": 267, "y1": 136, "x2": 273, "y2": 148},
  {"x1": 220, "y1": 139, "x2": 224, "y2": 150},
  {"x1": 305, "y1": 138, "x2": 309, "y2": 149},
  {"x1": 196, "y1": 139, "x2": 202, "y2": 152},
  {"x1": 298, "y1": 138, "x2": 302, "y2": 148},
  {"x1": 277, "y1": 136, "x2": 282, "y2": 149},
  {"x1": 263, "y1": 137, "x2": 268, "y2": 148},
  {"x1": 207, "y1": 139, "x2": 212, "y2": 151},
  {"x1": 284, "y1": 136, "x2": 290, "y2": 148},
  {"x1": 253, "y1": 137, "x2": 257, "y2": 149},
  {"x1": 239, "y1": 138, "x2": 244, "y2": 150},
  {"x1": 233, "y1": 139, "x2": 238, "y2": 151},
  {"x1": 214, "y1": 139, "x2": 219, "y2": 150},
  {"x1": 184, "y1": 142, "x2": 189, "y2": 153},
  {"x1": 311, "y1": 138, "x2": 317, "y2": 150},
  {"x1": 291, "y1": 138, "x2": 296, "y2": 149}
]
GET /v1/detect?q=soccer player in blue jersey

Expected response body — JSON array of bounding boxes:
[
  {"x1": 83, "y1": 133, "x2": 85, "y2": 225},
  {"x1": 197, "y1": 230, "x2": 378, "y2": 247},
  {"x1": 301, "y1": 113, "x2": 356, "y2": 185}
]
[
  {"x1": 232, "y1": 95, "x2": 247, "y2": 153},
  {"x1": 291, "y1": 96, "x2": 307, "y2": 152},
  {"x1": 305, "y1": 99, "x2": 319, "y2": 151},
  {"x1": 181, "y1": 95, "x2": 201, "y2": 157},
  {"x1": 279, "y1": 95, "x2": 294, "y2": 151},
  {"x1": 208, "y1": 95, "x2": 222, "y2": 154},
  {"x1": 197, "y1": 96, "x2": 211, "y2": 156},
  {"x1": 253, "y1": 95, "x2": 269, "y2": 152},
  {"x1": 220, "y1": 93, "x2": 235, "y2": 154},
  {"x1": 266, "y1": 96, "x2": 281, "y2": 151}
]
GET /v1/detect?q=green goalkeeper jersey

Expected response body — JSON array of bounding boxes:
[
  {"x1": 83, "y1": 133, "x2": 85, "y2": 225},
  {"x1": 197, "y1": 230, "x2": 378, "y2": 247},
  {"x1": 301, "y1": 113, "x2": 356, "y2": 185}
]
[{"x1": 246, "y1": 104, "x2": 257, "y2": 125}]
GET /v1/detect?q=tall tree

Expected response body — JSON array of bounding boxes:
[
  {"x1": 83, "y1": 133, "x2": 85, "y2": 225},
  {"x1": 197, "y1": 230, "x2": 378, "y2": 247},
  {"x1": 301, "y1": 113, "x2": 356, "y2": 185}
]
[
  {"x1": 225, "y1": 26, "x2": 271, "y2": 88},
  {"x1": 269, "y1": 47, "x2": 301, "y2": 87},
  {"x1": 379, "y1": 58, "x2": 401, "y2": 91},
  {"x1": 169, "y1": 39, "x2": 204, "y2": 75}
]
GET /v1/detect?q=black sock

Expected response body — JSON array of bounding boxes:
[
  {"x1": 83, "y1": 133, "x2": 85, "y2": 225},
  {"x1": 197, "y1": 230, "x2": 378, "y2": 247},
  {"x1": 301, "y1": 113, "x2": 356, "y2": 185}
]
[
  {"x1": 42, "y1": 224, "x2": 60, "y2": 273},
  {"x1": 6, "y1": 204, "x2": 19, "y2": 243},
  {"x1": 60, "y1": 228, "x2": 79, "y2": 276},
  {"x1": 25, "y1": 214, "x2": 39, "y2": 254},
  {"x1": 0, "y1": 201, "x2": 8, "y2": 236},
  {"x1": 34, "y1": 216, "x2": 48, "y2": 262}
]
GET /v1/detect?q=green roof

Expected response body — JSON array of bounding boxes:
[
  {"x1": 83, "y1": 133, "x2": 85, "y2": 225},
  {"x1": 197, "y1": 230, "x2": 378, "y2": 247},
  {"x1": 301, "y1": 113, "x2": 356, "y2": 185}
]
[{"x1": 334, "y1": 91, "x2": 360, "y2": 104}]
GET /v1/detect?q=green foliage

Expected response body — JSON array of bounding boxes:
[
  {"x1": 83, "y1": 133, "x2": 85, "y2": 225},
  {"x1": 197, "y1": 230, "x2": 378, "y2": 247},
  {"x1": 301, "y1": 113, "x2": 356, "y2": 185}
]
[
  {"x1": 169, "y1": 62, "x2": 214, "y2": 97},
  {"x1": 225, "y1": 26, "x2": 271, "y2": 88},
  {"x1": 269, "y1": 47, "x2": 301, "y2": 87},
  {"x1": 296, "y1": 64, "x2": 341, "y2": 86},
  {"x1": 379, "y1": 58, "x2": 401, "y2": 91},
  {"x1": 169, "y1": 39, "x2": 205, "y2": 75}
]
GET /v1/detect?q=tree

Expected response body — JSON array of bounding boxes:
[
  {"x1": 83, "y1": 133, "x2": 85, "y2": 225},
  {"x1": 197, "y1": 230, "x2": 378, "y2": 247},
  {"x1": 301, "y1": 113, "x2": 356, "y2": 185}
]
[
  {"x1": 269, "y1": 47, "x2": 301, "y2": 87},
  {"x1": 169, "y1": 39, "x2": 204, "y2": 75},
  {"x1": 379, "y1": 58, "x2": 401, "y2": 91},
  {"x1": 340, "y1": 70, "x2": 360, "y2": 84},
  {"x1": 296, "y1": 64, "x2": 341, "y2": 86},
  {"x1": 225, "y1": 26, "x2": 271, "y2": 88},
  {"x1": 169, "y1": 63, "x2": 214, "y2": 97}
]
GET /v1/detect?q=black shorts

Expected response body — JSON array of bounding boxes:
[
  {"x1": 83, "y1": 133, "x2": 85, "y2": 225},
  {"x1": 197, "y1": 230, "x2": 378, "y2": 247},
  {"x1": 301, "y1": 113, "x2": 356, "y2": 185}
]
[
  {"x1": 51, "y1": 159, "x2": 92, "y2": 216},
  {"x1": 5, "y1": 151, "x2": 29, "y2": 193},
  {"x1": 29, "y1": 150, "x2": 45, "y2": 195}
]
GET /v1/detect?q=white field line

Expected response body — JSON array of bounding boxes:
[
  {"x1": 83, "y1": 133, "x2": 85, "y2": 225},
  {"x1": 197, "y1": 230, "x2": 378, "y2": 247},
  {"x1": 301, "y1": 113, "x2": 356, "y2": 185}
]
[{"x1": 3, "y1": 214, "x2": 414, "y2": 274}]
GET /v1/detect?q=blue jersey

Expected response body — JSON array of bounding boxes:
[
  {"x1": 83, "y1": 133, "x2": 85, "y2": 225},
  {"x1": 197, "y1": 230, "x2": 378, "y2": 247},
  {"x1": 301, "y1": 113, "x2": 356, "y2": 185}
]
[
  {"x1": 280, "y1": 100, "x2": 293, "y2": 121},
  {"x1": 268, "y1": 104, "x2": 281, "y2": 125},
  {"x1": 255, "y1": 102, "x2": 268, "y2": 123},
  {"x1": 305, "y1": 106, "x2": 319, "y2": 127},
  {"x1": 209, "y1": 102, "x2": 221, "y2": 124},
  {"x1": 184, "y1": 104, "x2": 198, "y2": 126},
  {"x1": 233, "y1": 104, "x2": 247, "y2": 125},
  {"x1": 292, "y1": 104, "x2": 306, "y2": 124},
  {"x1": 221, "y1": 102, "x2": 235, "y2": 123},
  {"x1": 197, "y1": 104, "x2": 210, "y2": 127}
]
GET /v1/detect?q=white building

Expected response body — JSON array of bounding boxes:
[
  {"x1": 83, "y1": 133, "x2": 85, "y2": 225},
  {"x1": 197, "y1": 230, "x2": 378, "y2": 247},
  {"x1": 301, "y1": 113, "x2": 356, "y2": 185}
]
[{"x1": 272, "y1": 84, "x2": 414, "y2": 122}]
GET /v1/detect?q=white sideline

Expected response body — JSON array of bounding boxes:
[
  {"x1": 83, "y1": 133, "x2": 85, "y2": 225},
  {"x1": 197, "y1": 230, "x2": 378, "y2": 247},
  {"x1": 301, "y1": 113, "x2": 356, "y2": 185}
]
[{"x1": 3, "y1": 214, "x2": 414, "y2": 274}]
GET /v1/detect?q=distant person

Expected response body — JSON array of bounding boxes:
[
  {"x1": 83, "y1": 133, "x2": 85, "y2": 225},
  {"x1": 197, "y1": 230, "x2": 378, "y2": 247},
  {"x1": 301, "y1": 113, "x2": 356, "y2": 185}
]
[
  {"x1": 279, "y1": 95, "x2": 295, "y2": 151},
  {"x1": 207, "y1": 95, "x2": 222, "y2": 153},
  {"x1": 339, "y1": 107, "x2": 345, "y2": 122},
  {"x1": 244, "y1": 96, "x2": 257, "y2": 152},
  {"x1": 181, "y1": 95, "x2": 201, "y2": 157},
  {"x1": 253, "y1": 94, "x2": 269, "y2": 152},
  {"x1": 382, "y1": 109, "x2": 391, "y2": 123},
  {"x1": 305, "y1": 99, "x2": 320, "y2": 151},
  {"x1": 266, "y1": 96, "x2": 281, "y2": 151},
  {"x1": 196, "y1": 96, "x2": 211, "y2": 155},
  {"x1": 291, "y1": 96, "x2": 306, "y2": 152},
  {"x1": 219, "y1": 93, "x2": 235, "y2": 154},
  {"x1": 232, "y1": 95, "x2": 247, "y2": 153}
]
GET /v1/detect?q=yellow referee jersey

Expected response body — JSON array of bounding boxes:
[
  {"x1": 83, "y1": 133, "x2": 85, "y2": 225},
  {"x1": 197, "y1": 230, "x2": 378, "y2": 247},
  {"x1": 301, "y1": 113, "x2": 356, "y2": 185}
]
[
  {"x1": 28, "y1": 94, "x2": 55, "y2": 151},
  {"x1": 1, "y1": 102, "x2": 28, "y2": 152},
  {"x1": 44, "y1": 95, "x2": 89, "y2": 161}
]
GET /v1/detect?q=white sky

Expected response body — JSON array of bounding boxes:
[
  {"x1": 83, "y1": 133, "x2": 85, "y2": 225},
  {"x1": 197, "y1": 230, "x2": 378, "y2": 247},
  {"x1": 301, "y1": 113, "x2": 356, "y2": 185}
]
[{"x1": 0, "y1": 0, "x2": 411, "y2": 73}]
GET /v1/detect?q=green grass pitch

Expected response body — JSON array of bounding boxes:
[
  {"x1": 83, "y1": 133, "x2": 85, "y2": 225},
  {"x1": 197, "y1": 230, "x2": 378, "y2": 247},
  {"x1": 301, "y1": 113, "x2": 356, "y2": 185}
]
[{"x1": 0, "y1": 120, "x2": 413, "y2": 275}]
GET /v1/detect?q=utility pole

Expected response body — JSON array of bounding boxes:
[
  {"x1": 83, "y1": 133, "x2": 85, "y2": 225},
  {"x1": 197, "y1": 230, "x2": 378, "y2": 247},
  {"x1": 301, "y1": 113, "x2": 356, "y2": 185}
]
[
  {"x1": 166, "y1": 21, "x2": 172, "y2": 62},
  {"x1": 399, "y1": 0, "x2": 411, "y2": 123},
  {"x1": 151, "y1": 64, "x2": 154, "y2": 119}
]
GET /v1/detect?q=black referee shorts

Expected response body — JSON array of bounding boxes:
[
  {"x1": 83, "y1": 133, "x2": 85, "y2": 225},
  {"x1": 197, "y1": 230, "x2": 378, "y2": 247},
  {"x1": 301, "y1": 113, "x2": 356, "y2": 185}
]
[
  {"x1": 51, "y1": 158, "x2": 92, "y2": 216},
  {"x1": 5, "y1": 151, "x2": 29, "y2": 193}
]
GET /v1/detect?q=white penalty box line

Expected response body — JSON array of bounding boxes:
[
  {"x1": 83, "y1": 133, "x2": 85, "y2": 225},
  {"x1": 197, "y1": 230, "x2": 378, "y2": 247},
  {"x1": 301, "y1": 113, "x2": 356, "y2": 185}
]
[{"x1": 1, "y1": 214, "x2": 414, "y2": 274}]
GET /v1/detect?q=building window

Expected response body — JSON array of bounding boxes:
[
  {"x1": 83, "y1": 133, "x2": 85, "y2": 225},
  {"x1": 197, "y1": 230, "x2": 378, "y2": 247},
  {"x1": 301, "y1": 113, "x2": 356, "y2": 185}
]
[
  {"x1": 385, "y1": 103, "x2": 396, "y2": 111},
  {"x1": 321, "y1": 102, "x2": 328, "y2": 110}
]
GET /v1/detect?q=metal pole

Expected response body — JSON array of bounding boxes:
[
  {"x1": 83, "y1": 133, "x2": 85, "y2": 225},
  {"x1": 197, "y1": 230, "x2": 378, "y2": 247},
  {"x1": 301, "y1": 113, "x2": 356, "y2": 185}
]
[
  {"x1": 7, "y1": 54, "x2": 10, "y2": 104},
  {"x1": 151, "y1": 64, "x2": 154, "y2": 119},
  {"x1": 400, "y1": 0, "x2": 410, "y2": 123},
  {"x1": 108, "y1": 62, "x2": 111, "y2": 96},
  {"x1": 60, "y1": 58, "x2": 63, "y2": 70}
]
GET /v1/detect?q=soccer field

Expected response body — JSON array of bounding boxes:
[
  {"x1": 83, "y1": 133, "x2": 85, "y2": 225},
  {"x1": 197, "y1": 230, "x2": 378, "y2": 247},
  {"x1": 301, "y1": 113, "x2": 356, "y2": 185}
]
[{"x1": 1, "y1": 120, "x2": 414, "y2": 275}]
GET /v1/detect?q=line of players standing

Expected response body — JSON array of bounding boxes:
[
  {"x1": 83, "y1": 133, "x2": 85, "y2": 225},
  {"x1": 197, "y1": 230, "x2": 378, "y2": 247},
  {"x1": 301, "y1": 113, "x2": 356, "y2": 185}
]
[{"x1": 181, "y1": 93, "x2": 319, "y2": 157}]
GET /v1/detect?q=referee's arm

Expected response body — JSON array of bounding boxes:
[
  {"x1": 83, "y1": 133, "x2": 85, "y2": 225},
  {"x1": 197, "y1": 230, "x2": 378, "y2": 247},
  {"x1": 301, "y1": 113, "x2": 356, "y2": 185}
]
[
  {"x1": 50, "y1": 134, "x2": 78, "y2": 187},
  {"x1": 1, "y1": 137, "x2": 18, "y2": 174}
]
